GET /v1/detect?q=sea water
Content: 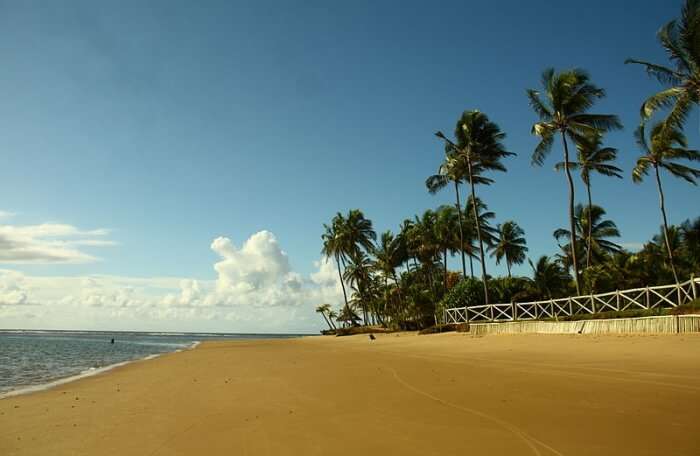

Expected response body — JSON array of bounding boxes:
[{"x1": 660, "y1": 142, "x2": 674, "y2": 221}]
[{"x1": 0, "y1": 330, "x2": 300, "y2": 396}]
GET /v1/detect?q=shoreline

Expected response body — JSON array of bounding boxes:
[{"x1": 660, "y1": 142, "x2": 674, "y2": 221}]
[{"x1": 0, "y1": 341, "x2": 201, "y2": 400}]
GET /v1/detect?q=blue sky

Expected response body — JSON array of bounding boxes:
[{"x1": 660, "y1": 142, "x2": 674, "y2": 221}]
[{"x1": 0, "y1": 0, "x2": 697, "y2": 331}]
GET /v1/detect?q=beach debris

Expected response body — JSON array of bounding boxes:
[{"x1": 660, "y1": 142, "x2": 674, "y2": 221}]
[{"x1": 369, "y1": 334, "x2": 376, "y2": 341}]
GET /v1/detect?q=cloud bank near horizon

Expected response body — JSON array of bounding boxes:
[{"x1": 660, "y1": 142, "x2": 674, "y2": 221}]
[{"x1": 0, "y1": 229, "x2": 343, "y2": 332}]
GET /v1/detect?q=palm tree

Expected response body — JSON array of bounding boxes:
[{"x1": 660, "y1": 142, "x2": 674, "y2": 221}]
[
  {"x1": 426, "y1": 147, "x2": 470, "y2": 277},
  {"x1": 465, "y1": 196, "x2": 499, "y2": 249},
  {"x1": 321, "y1": 216, "x2": 351, "y2": 319},
  {"x1": 341, "y1": 209, "x2": 377, "y2": 259},
  {"x1": 435, "y1": 110, "x2": 514, "y2": 304},
  {"x1": 433, "y1": 205, "x2": 459, "y2": 290},
  {"x1": 491, "y1": 221, "x2": 528, "y2": 278},
  {"x1": 625, "y1": 0, "x2": 700, "y2": 129},
  {"x1": 344, "y1": 251, "x2": 375, "y2": 325},
  {"x1": 554, "y1": 204, "x2": 622, "y2": 270},
  {"x1": 373, "y1": 230, "x2": 405, "y2": 314},
  {"x1": 527, "y1": 68, "x2": 622, "y2": 294},
  {"x1": 528, "y1": 256, "x2": 572, "y2": 299},
  {"x1": 632, "y1": 122, "x2": 700, "y2": 283},
  {"x1": 680, "y1": 216, "x2": 700, "y2": 267},
  {"x1": 315, "y1": 303, "x2": 336, "y2": 330},
  {"x1": 558, "y1": 134, "x2": 622, "y2": 268}
]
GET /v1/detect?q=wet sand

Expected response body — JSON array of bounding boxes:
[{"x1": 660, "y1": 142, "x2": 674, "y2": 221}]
[{"x1": 2, "y1": 332, "x2": 699, "y2": 455}]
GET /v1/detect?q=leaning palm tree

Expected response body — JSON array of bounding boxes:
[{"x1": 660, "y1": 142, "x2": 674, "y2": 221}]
[
  {"x1": 435, "y1": 110, "x2": 514, "y2": 304},
  {"x1": 625, "y1": 0, "x2": 700, "y2": 129},
  {"x1": 426, "y1": 147, "x2": 470, "y2": 277},
  {"x1": 491, "y1": 221, "x2": 528, "y2": 278},
  {"x1": 315, "y1": 304, "x2": 336, "y2": 330},
  {"x1": 527, "y1": 68, "x2": 622, "y2": 294},
  {"x1": 557, "y1": 133, "x2": 622, "y2": 268},
  {"x1": 632, "y1": 122, "x2": 700, "y2": 283}
]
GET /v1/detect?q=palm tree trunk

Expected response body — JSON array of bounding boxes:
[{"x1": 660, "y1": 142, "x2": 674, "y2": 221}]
[
  {"x1": 320, "y1": 312, "x2": 333, "y2": 330},
  {"x1": 506, "y1": 260, "x2": 511, "y2": 278},
  {"x1": 469, "y1": 255, "x2": 474, "y2": 278},
  {"x1": 585, "y1": 180, "x2": 593, "y2": 270},
  {"x1": 443, "y1": 247, "x2": 448, "y2": 292},
  {"x1": 561, "y1": 132, "x2": 581, "y2": 295},
  {"x1": 454, "y1": 181, "x2": 467, "y2": 277},
  {"x1": 391, "y1": 270, "x2": 404, "y2": 314},
  {"x1": 654, "y1": 165, "x2": 680, "y2": 283},
  {"x1": 335, "y1": 256, "x2": 352, "y2": 320},
  {"x1": 466, "y1": 156, "x2": 490, "y2": 305}
]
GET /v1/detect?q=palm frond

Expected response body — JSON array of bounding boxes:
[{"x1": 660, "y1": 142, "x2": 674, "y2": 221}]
[{"x1": 624, "y1": 59, "x2": 684, "y2": 85}]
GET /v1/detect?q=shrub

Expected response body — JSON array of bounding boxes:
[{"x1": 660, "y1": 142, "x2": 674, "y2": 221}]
[
  {"x1": 488, "y1": 276, "x2": 533, "y2": 303},
  {"x1": 437, "y1": 277, "x2": 485, "y2": 314}
]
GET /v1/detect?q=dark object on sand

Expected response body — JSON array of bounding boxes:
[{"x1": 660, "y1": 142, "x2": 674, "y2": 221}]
[
  {"x1": 110, "y1": 338, "x2": 115, "y2": 344},
  {"x1": 369, "y1": 334, "x2": 376, "y2": 341}
]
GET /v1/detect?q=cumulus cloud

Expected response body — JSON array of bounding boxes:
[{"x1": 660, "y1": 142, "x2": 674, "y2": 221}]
[
  {"x1": 0, "y1": 219, "x2": 114, "y2": 264},
  {"x1": 0, "y1": 230, "x2": 344, "y2": 332},
  {"x1": 211, "y1": 231, "x2": 291, "y2": 292},
  {"x1": 0, "y1": 270, "x2": 31, "y2": 306}
]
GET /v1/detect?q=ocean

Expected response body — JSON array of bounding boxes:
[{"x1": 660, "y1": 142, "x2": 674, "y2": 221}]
[{"x1": 0, "y1": 330, "x2": 302, "y2": 397}]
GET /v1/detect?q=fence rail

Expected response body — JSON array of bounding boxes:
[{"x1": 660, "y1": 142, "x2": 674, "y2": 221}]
[{"x1": 443, "y1": 276, "x2": 700, "y2": 324}]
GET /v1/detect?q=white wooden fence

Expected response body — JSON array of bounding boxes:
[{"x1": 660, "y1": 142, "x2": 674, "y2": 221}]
[{"x1": 443, "y1": 276, "x2": 700, "y2": 324}]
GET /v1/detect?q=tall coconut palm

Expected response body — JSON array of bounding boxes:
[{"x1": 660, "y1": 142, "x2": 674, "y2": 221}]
[
  {"x1": 554, "y1": 204, "x2": 623, "y2": 270},
  {"x1": 625, "y1": 0, "x2": 700, "y2": 129},
  {"x1": 315, "y1": 303, "x2": 336, "y2": 330},
  {"x1": 341, "y1": 209, "x2": 377, "y2": 259},
  {"x1": 491, "y1": 221, "x2": 528, "y2": 278},
  {"x1": 633, "y1": 122, "x2": 700, "y2": 283},
  {"x1": 426, "y1": 147, "x2": 470, "y2": 277},
  {"x1": 527, "y1": 68, "x2": 623, "y2": 294},
  {"x1": 557, "y1": 133, "x2": 623, "y2": 268},
  {"x1": 435, "y1": 110, "x2": 514, "y2": 304},
  {"x1": 321, "y1": 215, "x2": 351, "y2": 319}
]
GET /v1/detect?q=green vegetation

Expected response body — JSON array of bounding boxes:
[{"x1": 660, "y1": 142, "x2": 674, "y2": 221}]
[{"x1": 318, "y1": 1, "x2": 700, "y2": 332}]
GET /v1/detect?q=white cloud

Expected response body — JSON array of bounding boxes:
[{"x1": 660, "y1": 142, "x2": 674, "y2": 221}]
[
  {"x1": 0, "y1": 221, "x2": 114, "y2": 264},
  {"x1": 0, "y1": 231, "x2": 344, "y2": 332}
]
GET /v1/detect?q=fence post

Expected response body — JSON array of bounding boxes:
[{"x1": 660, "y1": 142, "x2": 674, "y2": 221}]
[
  {"x1": 511, "y1": 301, "x2": 517, "y2": 321},
  {"x1": 692, "y1": 274, "x2": 697, "y2": 300},
  {"x1": 550, "y1": 299, "x2": 555, "y2": 321},
  {"x1": 645, "y1": 287, "x2": 650, "y2": 309},
  {"x1": 616, "y1": 290, "x2": 620, "y2": 311},
  {"x1": 677, "y1": 282, "x2": 682, "y2": 307},
  {"x1": 490, "y1": 304, "x2": 495, "y2": 322},
  {"x1": 590, "y1": 294, "x2": 595, "y2": 315},
  {"x1": 464, "y1": 306, "x2": 469, "y2": 323},
  {"x1": 568, "y1": 297, "x2": 573, "y2": 316}
]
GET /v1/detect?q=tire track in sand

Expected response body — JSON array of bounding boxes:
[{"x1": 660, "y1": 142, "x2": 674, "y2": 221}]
[{"x1": 387, "y1": 367, "x2": 564, "y2": 456}]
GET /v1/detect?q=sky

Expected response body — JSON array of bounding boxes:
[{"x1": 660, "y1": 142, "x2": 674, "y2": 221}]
[{"x1": 0, "y1": 0, "x2": 697, "y2": 333}]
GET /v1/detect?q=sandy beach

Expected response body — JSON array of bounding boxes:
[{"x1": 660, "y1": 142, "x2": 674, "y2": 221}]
[{"x1": 1, "y1": 332, "x2": 699, "y2": 455}]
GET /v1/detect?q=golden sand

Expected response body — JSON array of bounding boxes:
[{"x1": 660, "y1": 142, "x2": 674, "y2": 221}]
[{"x1": 2, "y1": 332, "x2": 699, "y2": 455}]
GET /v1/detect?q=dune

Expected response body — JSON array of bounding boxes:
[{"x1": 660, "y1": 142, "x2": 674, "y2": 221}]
[{"x1": 1, "y1": 332, "x2": 699, "y2": 455}]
